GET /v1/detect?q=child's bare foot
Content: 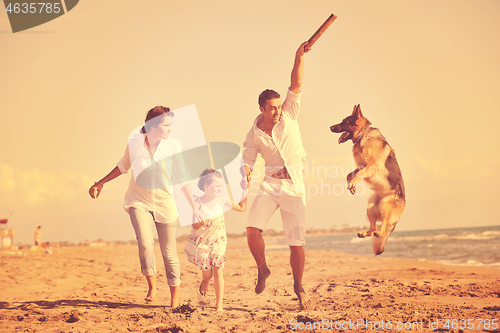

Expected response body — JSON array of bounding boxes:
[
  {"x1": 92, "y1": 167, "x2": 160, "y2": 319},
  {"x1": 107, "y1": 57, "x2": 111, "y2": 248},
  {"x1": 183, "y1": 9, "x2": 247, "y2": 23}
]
[
  {"x1": 199, "y1": 279, "x2": 209, "y2": 296},
  {"x1": 255, "y1": 266, "x2": 271, "y2": 294}
]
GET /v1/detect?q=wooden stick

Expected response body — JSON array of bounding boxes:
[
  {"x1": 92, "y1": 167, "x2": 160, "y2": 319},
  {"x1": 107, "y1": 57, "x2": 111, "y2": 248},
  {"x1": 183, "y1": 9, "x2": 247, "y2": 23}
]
[{"x1": 308, "y1": 14, "x2": 337, "y2": 47}]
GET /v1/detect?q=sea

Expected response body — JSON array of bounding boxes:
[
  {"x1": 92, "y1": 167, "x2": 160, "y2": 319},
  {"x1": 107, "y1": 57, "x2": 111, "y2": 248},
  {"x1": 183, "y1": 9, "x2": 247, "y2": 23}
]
[{"x1": 241, "y1": 225, "x2": 500, "y2": 269}]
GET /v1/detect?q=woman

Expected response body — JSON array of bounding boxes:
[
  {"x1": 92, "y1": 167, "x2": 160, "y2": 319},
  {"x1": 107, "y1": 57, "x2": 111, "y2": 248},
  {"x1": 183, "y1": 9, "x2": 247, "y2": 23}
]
[{"x1": 89, "y1": 106, "x2": 201, "y2": 307}]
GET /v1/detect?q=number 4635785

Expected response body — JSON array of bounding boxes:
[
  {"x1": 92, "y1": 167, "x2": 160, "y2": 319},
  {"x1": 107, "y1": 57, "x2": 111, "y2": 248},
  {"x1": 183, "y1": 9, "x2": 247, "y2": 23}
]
[
  {"x1": 443, "y1": 319, "x2": 498, "y2": 330},
  {"x1": 6, "y1": 3, "x2": 62, "y2": 14}
]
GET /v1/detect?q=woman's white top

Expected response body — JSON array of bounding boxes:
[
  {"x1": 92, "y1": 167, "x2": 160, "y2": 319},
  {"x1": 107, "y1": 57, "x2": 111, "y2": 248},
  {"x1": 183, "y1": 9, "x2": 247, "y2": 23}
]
[{"x1": 117, "y1": 131, "x2": 190, "y2": 223}]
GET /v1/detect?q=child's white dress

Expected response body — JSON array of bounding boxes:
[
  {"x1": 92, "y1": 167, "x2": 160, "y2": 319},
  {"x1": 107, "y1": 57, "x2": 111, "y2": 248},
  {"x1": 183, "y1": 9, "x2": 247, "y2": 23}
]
[{"x1": 184, "y1": 197, "x2": 227, "y2": 271}]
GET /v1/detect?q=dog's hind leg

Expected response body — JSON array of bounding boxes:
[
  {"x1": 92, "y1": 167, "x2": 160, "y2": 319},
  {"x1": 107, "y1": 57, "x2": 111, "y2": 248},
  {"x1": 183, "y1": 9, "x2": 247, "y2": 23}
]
[
  {"x1": 373, "y1": 222, "x2": 396, "y2": 255},
  {"x1": 372, "y1": 197, "x2": 404, "y2": 255},
  {"x1": 358, "y1": 195, "x2": 379, "y2": 238},
  {"x1": 374, "y1": 197, "x2": 404, "y2": 238}
]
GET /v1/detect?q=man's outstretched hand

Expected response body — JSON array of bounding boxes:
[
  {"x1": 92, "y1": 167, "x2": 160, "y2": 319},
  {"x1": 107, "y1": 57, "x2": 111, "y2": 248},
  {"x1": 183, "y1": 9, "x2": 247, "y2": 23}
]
[{"x1": 296, "y1": 41, "x2": 312, "y2": 58}]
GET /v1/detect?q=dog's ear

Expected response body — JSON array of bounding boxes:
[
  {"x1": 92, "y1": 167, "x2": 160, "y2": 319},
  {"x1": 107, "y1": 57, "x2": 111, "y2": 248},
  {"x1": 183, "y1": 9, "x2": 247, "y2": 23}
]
[
  {"x1": 351, "y1": 105, "x2": 357, "y2": 115},
  {"x1": 352, "y1": 104, "x2": 363, "y2": 118}
]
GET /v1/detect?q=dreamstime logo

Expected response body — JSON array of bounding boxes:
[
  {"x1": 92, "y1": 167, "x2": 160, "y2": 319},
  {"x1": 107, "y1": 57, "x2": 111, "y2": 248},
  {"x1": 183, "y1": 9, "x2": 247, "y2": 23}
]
[{"x1": 3, "y1": 0, "x2": 79, "y2": 33}]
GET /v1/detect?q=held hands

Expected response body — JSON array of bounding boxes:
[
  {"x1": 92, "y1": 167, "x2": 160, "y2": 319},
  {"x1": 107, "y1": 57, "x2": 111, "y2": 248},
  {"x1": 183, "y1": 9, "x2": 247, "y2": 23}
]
[
  {"x1": 190, "y1": 204, "x2": 205, "y2": 230},
  {"x1": 192, "y1": 221, "x2": 204, "y2": 230},
  {"x1": 192, "y1": 211, "x2": 207, "y2": 230},
  {"x1": 241, "y1": 165, "x2": 251, "y2": 189},
  {"x1": 193, "y1": 206, "x2": 205, "y2": 224},
  {"x1": 240, "y1": 176, "x2": 250, "y2": 190},
  {"x1": 89, "y1": 182, "x2": 103, "y2": 199},
  {"x1": 191, "y1": 205, "x2": 205, "y2": 230}
]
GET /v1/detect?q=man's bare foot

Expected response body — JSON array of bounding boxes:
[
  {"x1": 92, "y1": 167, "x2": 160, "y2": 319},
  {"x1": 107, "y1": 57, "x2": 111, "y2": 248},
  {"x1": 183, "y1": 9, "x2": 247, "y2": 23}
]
[
  {"x1": 199, "y1": 279, "x2": 209, "y2": 296},
  {"x1": 255, "y1": 266, "x2": 271, "y2": 294},
  {"x1": 145, "y1": 287, "x2": 157, "y2": 302},
  {"x1": 295, "y1": 287, "x2": 311, "y2": 310}
]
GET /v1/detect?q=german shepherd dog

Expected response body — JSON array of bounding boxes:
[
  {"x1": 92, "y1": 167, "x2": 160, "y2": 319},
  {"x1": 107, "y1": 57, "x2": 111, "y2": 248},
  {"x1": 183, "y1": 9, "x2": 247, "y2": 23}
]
[{"x1": 330, "y1": 105, "x2": 405, "y2": 255}]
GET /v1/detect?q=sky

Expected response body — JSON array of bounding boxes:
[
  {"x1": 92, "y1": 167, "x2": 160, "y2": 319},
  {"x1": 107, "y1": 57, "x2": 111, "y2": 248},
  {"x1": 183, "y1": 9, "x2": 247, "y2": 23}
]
[{"x1": 1, "y1": 0, "x2": 499, "y2": 245}]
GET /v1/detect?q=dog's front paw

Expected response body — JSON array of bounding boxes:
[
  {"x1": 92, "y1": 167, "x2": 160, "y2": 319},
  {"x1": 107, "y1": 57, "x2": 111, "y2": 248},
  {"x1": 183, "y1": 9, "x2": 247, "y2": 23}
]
[
  {"x1": 373, "y1": 231, "x2": 385, "y2": 238},
  {"x1": 348, "y1": 182, "x2": 356, "y2": 195},
  {"x1": 358, "y1": 231, "x2": 367, "y2": 238}
]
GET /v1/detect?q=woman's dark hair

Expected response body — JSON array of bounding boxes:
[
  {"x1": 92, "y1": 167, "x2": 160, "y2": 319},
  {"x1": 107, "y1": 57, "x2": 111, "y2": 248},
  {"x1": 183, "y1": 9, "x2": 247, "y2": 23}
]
[
  {"x1": 140, "y1": 106, "x2": 174, "y2": 134},
  {"x1": 198, "y1": 169, "x2": 223, "y2": 191}
]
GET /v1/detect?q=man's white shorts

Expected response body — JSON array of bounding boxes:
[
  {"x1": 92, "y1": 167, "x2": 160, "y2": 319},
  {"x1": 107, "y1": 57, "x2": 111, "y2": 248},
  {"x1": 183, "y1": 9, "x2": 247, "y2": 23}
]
[{"x1": 246, "y1": 176, "x2": 306, "y2": 246}]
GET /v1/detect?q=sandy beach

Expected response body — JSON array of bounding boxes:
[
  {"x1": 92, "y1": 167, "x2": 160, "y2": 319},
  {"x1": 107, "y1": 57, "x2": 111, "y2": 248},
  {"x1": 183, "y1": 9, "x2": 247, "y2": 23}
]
[{"x1": 1, "y1": 239, "x2": 499, "y2": 333}]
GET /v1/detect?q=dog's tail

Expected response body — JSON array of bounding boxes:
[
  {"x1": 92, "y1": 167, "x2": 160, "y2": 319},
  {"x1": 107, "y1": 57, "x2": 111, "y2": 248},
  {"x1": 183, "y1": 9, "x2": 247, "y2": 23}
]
[{"x1": 372, "y1": 223, "x2": 397, "y2": 255}]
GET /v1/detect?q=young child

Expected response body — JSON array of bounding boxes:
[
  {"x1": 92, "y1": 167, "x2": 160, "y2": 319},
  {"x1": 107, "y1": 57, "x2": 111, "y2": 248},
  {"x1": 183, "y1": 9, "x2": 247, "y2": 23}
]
[{"x1": 184, "y1": 169, "x2": 247, "y2": 311}]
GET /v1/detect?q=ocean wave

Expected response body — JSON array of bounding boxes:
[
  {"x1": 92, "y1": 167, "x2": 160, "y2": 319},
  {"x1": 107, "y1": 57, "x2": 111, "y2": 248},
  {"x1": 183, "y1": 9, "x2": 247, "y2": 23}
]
[
  {"x1": 388, "y1": 230, "x2": 500, "y2": 242},
  {"x1": 349, "y1": 237, "x2": 370, "y2": 243},
  {"x1": 453, "y1": 233, "x2": 497, "y2": 240},
  {"x1": 481, "y1": 230, "x2": 500, "y2": 236},
  {"x1": 386, "y1": 234, "x2": 450, "y2": 243}
]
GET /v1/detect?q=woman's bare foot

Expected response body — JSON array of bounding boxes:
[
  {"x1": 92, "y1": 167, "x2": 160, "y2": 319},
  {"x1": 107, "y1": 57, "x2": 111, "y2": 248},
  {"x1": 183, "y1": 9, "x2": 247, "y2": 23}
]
[
  {"x1": 145, "y1": 287, "x2": 156, "y2": 302},
  {"x1": 170, "y1": 286, "x2": 179, "y2": 308},
  {"x1": 199, "y1": 279, "x2": 209, "y2": 296},
  {"x1": 145, "y1": 275, "x2": 157, "y2": 302},
  {"x1": 171, "y1": 298, "x2": 179, "y2": 308},
  {"x1": 255, "y1": 266, "x2": 271, "y2": 294}
]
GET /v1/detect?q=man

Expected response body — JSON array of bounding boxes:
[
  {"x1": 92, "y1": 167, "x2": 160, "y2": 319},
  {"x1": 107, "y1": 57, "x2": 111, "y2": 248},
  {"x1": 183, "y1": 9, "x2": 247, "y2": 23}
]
[{"x1": 242, "y1": 41, "x2": 311, "y2": 309}]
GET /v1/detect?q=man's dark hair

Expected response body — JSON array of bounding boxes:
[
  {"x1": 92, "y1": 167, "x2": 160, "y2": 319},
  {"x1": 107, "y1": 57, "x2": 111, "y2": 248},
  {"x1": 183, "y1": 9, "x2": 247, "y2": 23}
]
[{"x1": 258, "y1": 89, "x2": 281, "y2": 108}]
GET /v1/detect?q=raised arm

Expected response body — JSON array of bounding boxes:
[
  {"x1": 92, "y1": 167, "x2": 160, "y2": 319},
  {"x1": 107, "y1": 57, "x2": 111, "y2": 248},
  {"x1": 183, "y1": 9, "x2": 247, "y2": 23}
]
[{"x1": 289, "y1": 41, "x2": 312, "y2": 94}]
